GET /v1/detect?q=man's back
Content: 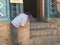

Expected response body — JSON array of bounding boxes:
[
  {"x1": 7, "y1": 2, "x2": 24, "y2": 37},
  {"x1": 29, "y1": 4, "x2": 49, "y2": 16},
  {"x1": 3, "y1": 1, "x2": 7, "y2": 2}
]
[{"x1": 11, "y1": 13, "x2": 28, "y2": 28}]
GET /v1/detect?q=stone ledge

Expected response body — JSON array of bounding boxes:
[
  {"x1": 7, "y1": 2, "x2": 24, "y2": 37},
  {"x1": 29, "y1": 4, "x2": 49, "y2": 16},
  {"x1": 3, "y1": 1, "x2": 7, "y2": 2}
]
[
  {"x1": 30, "y1": 22, "x2": 57, "y2": 30},
  {"x1": 30, "y1": 29, "x2": 59, "y2": 38},
  {"x1": 30, "y1": 36, "x2": 60, "y2": 45}
]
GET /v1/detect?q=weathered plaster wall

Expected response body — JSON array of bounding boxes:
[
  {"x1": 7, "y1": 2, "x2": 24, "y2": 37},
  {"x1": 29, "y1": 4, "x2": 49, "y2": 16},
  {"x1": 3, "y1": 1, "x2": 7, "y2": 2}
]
[
  {"x1": 0, "y1": 22, "x2": 11, "y2": 45},
  {"x1": 0, "y1": 22, "x2": 30, "y2": 45}
]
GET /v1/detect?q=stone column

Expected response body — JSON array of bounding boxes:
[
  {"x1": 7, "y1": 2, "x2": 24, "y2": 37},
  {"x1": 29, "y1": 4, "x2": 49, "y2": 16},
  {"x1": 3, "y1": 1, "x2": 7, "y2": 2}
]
[{"x1": 37, "y1": 0, "x2": 43, "y2": 21}]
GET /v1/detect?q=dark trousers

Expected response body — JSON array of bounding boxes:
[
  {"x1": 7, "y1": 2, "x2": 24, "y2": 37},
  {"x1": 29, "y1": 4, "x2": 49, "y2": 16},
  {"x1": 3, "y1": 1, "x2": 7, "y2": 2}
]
[{"x1": 10, "y1": 23, "x2": 18, "y2": 45}]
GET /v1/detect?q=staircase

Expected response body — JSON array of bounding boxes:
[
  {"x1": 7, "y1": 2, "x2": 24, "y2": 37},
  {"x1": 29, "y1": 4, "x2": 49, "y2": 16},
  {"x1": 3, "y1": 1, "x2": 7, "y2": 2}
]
[{"x1": 30, "y1": 22, "x2": 60, "y2": 45}]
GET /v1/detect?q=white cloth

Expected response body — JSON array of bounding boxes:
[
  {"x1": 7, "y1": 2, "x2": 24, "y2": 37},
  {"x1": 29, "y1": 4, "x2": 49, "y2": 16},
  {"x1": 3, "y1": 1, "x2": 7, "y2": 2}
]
[{"x1": 11, "y1": 13, "x2": 28, "y2": 28}]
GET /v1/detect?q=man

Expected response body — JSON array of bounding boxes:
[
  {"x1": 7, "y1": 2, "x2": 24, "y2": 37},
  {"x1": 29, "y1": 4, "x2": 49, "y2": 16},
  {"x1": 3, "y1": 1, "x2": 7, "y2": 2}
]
[
  {"x1": 10, "y1": 12, "x2": 30, "y2": 45},
  {"x1": 55, "y1": 0, "x2": 60, "y2": 14}
]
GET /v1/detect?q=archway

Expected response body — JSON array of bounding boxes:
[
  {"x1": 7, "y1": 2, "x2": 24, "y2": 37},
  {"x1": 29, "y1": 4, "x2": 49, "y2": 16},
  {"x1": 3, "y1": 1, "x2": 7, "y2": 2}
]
[{"x1": 23, "y1": 0, "x2": 44, "y2": 21}]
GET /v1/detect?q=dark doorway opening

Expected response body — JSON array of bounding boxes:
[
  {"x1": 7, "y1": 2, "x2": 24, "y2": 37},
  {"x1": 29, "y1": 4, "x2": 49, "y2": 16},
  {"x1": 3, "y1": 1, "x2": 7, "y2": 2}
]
[{"x1": 23, "y1": 0, "x2": 37, "y2": 18}]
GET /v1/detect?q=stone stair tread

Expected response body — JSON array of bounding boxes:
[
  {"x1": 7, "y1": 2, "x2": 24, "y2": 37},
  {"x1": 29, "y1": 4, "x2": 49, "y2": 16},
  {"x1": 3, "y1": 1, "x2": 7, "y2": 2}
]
[
  {"x1": 30, "y1": 22, "x2": 54, "y2": 25},
  {"x1": 30, "y1": 28, "x2": 57, "y2": 30},
  {"x1": 30, "y1": 36, "x2": 60, "y2": 45},
  {"x1": 31, "y1": 29, "x2": 59, "y2": 37},
  {"x1": 30, "y1": 22, "x2": 53, "y2": 24},
  {"x1": 31, "y1": 29, "x2": 57, "y2": 31},
  {"x1": 30, "y1": 43, "x2": 60, "y2": 45},
  {"x1": 30, "y1": 22, "x2": 57, "y2": 30},
  {"x1": 53, "y1": 43, "x2": 60, "y2": 45},
  {"x1": 31, "y1": 36, "x2": 60, "y2": 40}
]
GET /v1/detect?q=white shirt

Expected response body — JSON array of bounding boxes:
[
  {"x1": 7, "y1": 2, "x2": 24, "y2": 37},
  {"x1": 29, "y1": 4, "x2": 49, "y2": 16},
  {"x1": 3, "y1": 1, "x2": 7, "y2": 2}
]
[{"x1": 11, "y1": 13, "x2": 28, "y2": 28}]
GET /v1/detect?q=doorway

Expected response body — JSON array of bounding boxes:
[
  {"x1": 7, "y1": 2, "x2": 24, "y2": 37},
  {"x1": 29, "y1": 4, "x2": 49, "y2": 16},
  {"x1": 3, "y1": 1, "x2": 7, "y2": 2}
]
[{"x1": 23, "y1": 0, "x2": 37, "y2": 18}]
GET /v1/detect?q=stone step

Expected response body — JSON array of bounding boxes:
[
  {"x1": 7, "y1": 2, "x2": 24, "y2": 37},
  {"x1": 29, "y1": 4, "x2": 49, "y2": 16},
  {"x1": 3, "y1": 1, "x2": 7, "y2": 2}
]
[
  {"x1": 30, "y1": 43, "x2": 60, "y2": 45},
  {"x1": 30, "y1": 22, "x2": 57, "y2": 30},
  {"x1": 30, "y1": 36, "x2": 60, "y2": 45},
  {"x1": 30, "y1": 29, "x2": 60, "y2": 38},
  {"x1": 53, "y1": 43, "x2": 60, "y2": 45}
]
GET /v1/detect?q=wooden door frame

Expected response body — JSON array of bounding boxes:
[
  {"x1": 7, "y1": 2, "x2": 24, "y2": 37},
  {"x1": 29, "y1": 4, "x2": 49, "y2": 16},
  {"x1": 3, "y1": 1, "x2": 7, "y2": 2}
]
[{"x1": 37, "y1": 0, "x2": 45, "y2": 21}]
